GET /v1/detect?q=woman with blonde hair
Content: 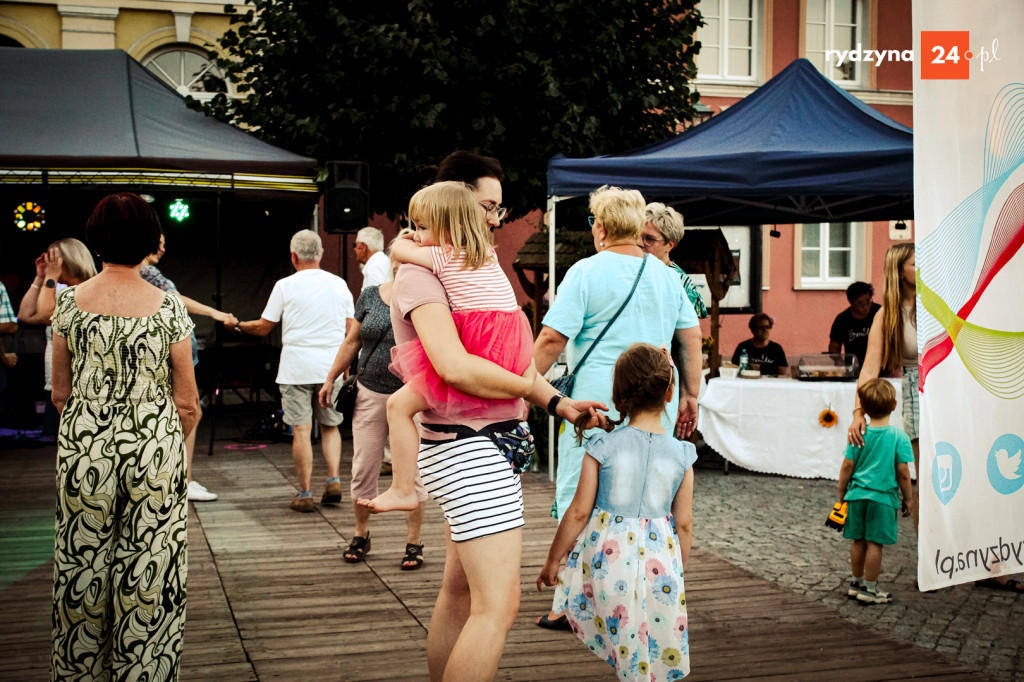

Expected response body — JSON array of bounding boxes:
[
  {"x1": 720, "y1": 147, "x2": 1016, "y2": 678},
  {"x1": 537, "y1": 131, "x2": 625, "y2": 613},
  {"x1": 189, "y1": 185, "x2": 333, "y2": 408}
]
[
  {"x1": 533, "y1": 185, "x2": 702, "y2": 629},
  {"x1": 18, "y1": 238, "x2": 98, "y2": 439},
  {"x1": 848, "y1": 243, "x2": 919, "y2": 526}
]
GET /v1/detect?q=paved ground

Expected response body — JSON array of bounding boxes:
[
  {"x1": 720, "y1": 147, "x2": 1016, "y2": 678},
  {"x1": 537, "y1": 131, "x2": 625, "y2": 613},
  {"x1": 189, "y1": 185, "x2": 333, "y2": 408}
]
[
  {"x1": 690, "y1": 459, "x2": 1024, "y2": 680},
  {"x1": 5, "y1": 413, "x2": 1021, "y2": 679}
]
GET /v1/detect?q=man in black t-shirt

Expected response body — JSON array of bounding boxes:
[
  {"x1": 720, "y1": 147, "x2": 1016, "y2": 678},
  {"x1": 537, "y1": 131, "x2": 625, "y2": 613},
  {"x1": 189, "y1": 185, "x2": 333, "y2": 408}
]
[{"x1": 828, "y1": 282, "x2": 880, "y2": 369}]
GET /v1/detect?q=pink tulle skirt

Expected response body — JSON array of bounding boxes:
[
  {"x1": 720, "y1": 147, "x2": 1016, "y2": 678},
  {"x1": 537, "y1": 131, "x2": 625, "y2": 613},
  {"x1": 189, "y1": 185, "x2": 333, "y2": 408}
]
[{"x1": 390, "y1": 309, "x2": 533, "y2": 420}]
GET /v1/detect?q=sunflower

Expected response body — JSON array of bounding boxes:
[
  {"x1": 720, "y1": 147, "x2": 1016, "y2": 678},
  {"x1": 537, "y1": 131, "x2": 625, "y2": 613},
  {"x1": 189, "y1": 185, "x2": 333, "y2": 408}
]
[{"x1": 819, "y1": 408, "x2": 838, "y2": 428}]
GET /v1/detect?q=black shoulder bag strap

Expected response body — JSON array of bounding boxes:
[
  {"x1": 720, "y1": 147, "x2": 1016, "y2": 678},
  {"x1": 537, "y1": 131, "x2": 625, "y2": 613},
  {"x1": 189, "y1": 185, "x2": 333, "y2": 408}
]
[{"x1": 355, "y1": 326, "x2": 388, "y2": 380}]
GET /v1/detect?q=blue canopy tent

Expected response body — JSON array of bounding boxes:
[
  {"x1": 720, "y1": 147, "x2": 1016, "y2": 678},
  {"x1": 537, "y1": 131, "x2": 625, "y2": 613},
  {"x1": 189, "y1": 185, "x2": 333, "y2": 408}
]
[
  {"x1": 540, "y1": 60, "x2": 913, "y2": 478},
  {"x1": 546, "y1": 58, "x2": 913, "y2": 227}
]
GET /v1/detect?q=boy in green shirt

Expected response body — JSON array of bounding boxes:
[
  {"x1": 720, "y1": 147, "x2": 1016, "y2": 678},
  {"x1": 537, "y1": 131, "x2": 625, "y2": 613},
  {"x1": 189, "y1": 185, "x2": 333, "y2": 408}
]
[{"x1": 838, "y1": 378, "x2": 914, "y2": 604}]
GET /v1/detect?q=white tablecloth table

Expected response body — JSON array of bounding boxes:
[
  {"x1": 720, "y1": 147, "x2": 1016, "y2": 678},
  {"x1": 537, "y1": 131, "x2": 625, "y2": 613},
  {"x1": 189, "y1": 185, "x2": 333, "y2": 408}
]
[{"x1": 698, "y1": 377, "x2": 903, "y2": 480}]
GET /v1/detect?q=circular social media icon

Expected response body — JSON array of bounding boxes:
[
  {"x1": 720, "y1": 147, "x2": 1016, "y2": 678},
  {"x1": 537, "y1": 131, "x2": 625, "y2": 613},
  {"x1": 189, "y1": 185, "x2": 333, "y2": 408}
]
[
  {"x1": 932, "y1": 441, "x2": 962, "y2": 506},
  {"x1": 987, "y1": 433, "x2": 1024, "y2": 495}
]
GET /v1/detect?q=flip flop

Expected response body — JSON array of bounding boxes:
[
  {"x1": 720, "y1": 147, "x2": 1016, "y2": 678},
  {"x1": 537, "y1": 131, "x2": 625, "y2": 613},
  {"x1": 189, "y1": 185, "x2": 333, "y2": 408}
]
[
  {"x1": 400, "y1": 543, "x2": 424, "y2": 570},
  {"x1": 975, "y1": 578, "x2": 1024, "y2": 593},
  {"x1": 536, "y1": 613, "x2": 572, "y2": 631}
]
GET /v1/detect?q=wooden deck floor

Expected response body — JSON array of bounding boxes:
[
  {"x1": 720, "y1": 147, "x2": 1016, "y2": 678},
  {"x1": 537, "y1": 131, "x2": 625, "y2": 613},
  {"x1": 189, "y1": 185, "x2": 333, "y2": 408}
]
[{"x1": 0, "y1": 439, "x2": 993, "y2": 681}]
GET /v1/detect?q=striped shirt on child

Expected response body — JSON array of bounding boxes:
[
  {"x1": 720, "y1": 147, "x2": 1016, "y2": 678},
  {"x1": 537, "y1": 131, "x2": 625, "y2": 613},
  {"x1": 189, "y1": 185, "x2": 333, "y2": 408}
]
[{"x1": 429, "y1": 247, "x2": 519, "y2": 313}]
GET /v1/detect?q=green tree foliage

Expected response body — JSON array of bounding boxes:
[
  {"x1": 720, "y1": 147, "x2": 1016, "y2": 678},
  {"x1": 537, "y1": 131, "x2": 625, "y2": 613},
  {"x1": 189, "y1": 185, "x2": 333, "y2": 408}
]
[{"x1": 205, "y1": 0, "x2": 702, "y2": 215}]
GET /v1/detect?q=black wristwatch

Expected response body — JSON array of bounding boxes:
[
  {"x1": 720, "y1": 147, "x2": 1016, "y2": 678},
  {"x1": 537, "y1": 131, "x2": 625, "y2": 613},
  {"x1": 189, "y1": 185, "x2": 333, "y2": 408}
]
[
  {"x1": 546, "y1": 393, "x2": 566, "y2": 417},
  {"x1": 44, "y1": 278, "x2": 56, "y2": 288}
]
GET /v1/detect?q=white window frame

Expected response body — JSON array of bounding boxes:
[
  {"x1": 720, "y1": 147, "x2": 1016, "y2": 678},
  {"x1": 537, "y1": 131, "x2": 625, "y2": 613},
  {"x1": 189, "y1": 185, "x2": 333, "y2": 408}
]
[
  {"x1": 804, "y1": 0, "x2": 867, "y2": 87},
  {"x1": 695, "y1": 0, "x2": 762, "y2": 84},
  {"x1": 794, "y1": 222, "x2": 865, "y2": 290},
  {"x1": 143, "y1": 45, "x2": 231, "y2": 101}
]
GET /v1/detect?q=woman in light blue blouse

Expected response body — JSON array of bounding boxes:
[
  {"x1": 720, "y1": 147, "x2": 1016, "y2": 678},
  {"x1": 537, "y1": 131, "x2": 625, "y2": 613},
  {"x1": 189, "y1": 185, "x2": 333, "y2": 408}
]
[{"x1": 533, "y1": 185, "x2": 702, "y2": 628}]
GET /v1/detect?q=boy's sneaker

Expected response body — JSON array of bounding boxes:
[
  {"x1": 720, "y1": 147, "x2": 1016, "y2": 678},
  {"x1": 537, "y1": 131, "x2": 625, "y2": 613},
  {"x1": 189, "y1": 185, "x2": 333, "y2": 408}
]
[
  {"x1": 847, "y1": 581, "x2": 864, "y2": 598},
  {"x1": 856, "y1": 586, "x2": 894, "y2": 604}
]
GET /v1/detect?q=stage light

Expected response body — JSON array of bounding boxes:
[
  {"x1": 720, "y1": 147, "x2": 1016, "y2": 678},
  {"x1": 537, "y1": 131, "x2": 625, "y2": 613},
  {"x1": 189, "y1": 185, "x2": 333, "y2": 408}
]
[
  {"x1": 169, "y1": 199, "x2": 190, "y2": 222},
  {"x1": 14, "y1": 201, "x2": 45, "y2": 231}
]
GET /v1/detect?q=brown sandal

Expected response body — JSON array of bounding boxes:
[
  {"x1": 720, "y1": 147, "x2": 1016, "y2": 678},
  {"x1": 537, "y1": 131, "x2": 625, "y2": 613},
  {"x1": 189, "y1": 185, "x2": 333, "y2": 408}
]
[{"x1": 343, "y1": 534, "x2": 370, "y2": 563}]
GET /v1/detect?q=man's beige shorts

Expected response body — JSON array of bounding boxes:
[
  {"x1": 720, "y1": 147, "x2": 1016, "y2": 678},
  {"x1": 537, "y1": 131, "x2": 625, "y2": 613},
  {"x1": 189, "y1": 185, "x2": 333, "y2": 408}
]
[{"x1": 279, "y1": 382, "x2": 343, "y2": 427}]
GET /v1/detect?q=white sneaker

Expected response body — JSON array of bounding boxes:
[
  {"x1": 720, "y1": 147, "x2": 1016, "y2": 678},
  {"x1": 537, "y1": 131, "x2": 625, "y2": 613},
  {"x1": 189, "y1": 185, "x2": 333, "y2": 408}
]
[
  {"x1": 856, "y1": 586, "x2": 893, "y2": 604},
  {"x1": 187, "y1": 480, "x2": 218, "y2": 502}
]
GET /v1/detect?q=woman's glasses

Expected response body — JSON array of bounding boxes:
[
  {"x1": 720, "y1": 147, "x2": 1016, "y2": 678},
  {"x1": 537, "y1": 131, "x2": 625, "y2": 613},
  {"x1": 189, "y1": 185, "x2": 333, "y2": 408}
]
[
  {"x1": 641, "y1": 234, "x2": 666, "y2": 246},
  {"x1": 478, "y1": 203, "x2": 508, "y2": 220}
]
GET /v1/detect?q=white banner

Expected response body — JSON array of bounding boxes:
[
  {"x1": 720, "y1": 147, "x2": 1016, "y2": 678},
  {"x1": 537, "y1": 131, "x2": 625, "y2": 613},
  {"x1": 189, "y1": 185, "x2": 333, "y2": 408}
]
[{"x1": 913, "y1": 1, "x2": 1024, "y2": 590}]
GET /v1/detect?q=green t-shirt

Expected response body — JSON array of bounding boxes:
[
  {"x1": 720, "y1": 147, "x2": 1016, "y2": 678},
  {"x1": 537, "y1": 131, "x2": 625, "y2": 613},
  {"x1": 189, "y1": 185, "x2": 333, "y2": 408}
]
[{"x1": 843, "y1": 425, "x2": 914, "y2": 508}]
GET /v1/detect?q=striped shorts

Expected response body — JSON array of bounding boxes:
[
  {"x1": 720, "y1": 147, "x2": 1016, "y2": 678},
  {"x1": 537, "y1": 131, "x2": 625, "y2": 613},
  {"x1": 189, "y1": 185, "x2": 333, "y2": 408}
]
[
  {"x1": 418, "y1": 434, "x2": 525, "y2": 543},
  {"x1": 902, "y1": 365, "x2": 920, "y2": 440}
]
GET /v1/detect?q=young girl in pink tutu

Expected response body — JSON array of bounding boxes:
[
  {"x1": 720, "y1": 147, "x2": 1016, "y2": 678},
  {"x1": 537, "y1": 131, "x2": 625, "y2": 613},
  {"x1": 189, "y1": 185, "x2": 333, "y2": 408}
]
[{"x1": 359, "y1": 181, "x2": 534, "y2": 513}]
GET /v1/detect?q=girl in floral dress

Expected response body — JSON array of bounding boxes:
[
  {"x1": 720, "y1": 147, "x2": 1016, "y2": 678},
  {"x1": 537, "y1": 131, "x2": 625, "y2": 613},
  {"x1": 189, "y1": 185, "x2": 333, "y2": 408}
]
[{"x1": 537, "y1": 343, "x2": 697, "y2": 681}]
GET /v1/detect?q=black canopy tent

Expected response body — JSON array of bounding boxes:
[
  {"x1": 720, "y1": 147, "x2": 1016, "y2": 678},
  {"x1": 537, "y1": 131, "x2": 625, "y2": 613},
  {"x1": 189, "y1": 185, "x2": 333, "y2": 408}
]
[
  {"x1": 0, "y1": 48, "x2": 318, "y2": 193},
  {"x1": 0, "y1": 47, "x2": 320, "y2": 308},
  {"x1": 0, "y1": 48, "x2": 321, "y2": 442}
]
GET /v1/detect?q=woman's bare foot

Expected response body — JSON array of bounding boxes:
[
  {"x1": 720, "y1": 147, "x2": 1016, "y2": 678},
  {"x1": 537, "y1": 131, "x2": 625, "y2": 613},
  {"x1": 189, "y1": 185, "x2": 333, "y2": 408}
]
[{"x1": 357, "y1": 486, "x2": 420, "y2": 513}]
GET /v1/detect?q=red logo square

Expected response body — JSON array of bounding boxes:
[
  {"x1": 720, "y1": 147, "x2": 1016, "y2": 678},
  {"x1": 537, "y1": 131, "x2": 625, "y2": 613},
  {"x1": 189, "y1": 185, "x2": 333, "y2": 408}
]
[{"x1": 921, "y1": 31, "x2": 971, "y2": 80}]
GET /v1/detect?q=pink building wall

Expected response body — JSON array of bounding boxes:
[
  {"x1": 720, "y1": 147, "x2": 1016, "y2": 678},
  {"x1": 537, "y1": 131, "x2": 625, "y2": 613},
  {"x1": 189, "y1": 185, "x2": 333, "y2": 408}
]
[{"x1": 697, "y1": 0, "x2": 913, "y2": 361}]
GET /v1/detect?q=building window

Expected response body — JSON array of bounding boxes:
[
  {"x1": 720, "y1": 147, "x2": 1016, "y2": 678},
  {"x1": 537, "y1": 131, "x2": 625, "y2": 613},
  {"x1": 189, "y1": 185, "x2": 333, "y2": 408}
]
[
  {"x1": 799, "y1": 222, "x2": 862, "y2": 288},
  {"x1": 696, "y1": 0, "x2": 759, "y2": 82},
  {"x1": 143, "y1": 46, "x2": 228, "y2": 100},
  {"x1": 805, "y1": 0, "x2": 865, "y2": 85}
]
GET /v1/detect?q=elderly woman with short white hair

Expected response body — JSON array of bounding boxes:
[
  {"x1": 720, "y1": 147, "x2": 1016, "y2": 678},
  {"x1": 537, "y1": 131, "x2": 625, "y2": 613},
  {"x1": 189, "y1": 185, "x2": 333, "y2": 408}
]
[
  {"x1": 533, "y1": 186, "x2": 703, "y2": 629},
  {"x1": 642, "y1": 202, "x2": 708, "y2": 319}
]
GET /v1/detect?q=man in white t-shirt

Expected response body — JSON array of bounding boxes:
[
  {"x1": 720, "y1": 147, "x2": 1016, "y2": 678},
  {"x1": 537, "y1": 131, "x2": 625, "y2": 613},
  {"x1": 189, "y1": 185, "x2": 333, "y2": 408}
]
[
  {"x1": 236, "y1": 230, "x2": 355, "y2": 512},
  {"x1": 354, "y1": 226, "x2": 391, "y2": 290}
]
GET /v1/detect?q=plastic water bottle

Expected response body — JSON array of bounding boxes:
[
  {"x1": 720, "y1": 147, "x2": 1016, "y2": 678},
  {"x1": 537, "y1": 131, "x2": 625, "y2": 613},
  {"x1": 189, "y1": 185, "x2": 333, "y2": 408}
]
[{"x1": 738, "y1": 349, "x2": 749, "y2": 372}]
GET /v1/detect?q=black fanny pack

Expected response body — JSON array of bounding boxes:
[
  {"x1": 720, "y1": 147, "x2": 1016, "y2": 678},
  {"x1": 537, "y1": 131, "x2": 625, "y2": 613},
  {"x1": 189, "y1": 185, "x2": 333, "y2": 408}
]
[{"x1": 422, "y1": 419, "x2": 535, "y2": 474}]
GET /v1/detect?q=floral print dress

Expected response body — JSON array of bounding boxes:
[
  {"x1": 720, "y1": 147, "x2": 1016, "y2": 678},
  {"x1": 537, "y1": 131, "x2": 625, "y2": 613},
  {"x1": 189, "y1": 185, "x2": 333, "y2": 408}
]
[
  {"x1": 553, "y1": 427, "x2": 697, "y2": 681},
  {"x1": 50, "y1": 287, "x2": 194, "y2": 681}
]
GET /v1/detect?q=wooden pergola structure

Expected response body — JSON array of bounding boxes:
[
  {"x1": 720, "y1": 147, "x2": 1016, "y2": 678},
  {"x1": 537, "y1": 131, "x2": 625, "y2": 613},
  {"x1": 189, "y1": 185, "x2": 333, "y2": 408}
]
[{"x1": 672, "y1": 228, "x2": 737, "y2": 376}]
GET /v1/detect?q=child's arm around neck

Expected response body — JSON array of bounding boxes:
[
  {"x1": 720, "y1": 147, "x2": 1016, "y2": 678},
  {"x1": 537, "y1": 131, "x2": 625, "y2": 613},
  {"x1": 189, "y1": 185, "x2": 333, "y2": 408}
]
[{"x1": 391, "y1": 238, "x2": 435, "y2": 271}]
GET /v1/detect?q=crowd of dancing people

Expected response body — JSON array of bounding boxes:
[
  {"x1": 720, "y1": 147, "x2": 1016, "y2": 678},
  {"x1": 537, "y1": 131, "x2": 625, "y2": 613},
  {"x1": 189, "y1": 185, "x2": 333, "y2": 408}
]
[{"x1": 12, "y1": 149, "x2": 1017, "y2": 682}]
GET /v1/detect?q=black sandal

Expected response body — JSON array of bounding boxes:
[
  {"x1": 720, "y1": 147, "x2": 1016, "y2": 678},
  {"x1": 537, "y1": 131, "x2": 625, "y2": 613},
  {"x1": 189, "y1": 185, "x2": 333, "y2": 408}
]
[
  {"x1": 400, "y1": 543, "x2": 424, "y2": 570},
  {"x1": 536, "y1": 613, "x2": 572, "y2": 631},
  {"x1": 343, "y1": 534, "x2": 370, "y2": 563},
  {"x1": 976, "y1": 578, "x2": 1024, "y2": 593}
]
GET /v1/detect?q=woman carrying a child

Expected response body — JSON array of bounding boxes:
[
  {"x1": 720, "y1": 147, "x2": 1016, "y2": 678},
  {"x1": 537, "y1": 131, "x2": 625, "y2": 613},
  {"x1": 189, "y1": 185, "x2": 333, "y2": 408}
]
[{"x1": 363, "y1": 152, "x2": 607, "y2": 681}]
